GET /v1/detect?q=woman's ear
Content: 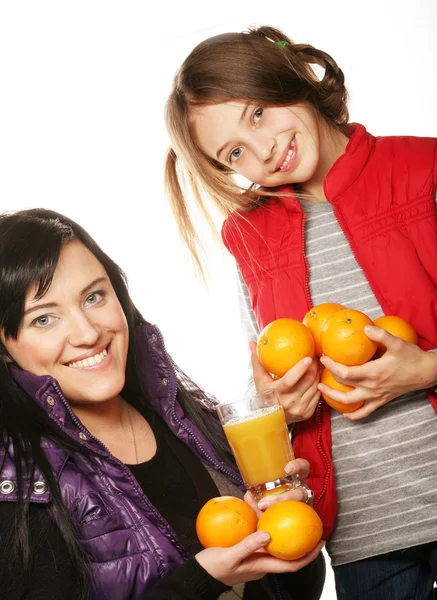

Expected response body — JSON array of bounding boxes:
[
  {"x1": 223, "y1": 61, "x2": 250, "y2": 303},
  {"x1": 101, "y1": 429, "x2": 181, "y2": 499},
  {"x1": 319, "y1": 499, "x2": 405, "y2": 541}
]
[{"x1": 0, "y1": 336, "x2": 13, "y2": 363}]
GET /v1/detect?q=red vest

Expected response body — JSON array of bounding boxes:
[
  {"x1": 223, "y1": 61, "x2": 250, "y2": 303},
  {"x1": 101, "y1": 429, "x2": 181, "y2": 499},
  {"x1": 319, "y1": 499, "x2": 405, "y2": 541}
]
[{"x1": 222, "y1": 124, "x2": 437, "y2": 539}]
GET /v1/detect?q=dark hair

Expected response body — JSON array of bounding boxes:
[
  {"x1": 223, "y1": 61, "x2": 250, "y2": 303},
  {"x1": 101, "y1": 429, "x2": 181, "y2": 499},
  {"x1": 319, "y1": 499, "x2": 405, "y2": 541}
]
[
  {"x1": 165, "y1": 25, "x2": 350, "y2": 272},
  {"x1": 0, "y1": 208, "x2": 233, "y2": 597}
]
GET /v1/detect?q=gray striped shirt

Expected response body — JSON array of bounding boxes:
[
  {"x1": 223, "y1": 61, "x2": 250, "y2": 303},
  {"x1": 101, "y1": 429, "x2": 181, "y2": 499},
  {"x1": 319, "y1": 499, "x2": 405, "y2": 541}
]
[{"x1": 237, "y1": 196, "x2": 437, "y2": 566}]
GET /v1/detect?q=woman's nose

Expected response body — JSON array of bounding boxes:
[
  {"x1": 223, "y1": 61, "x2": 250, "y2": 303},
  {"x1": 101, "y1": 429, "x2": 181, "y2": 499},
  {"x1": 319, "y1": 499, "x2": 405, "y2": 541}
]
[{"x1": 68, "y1": 313, "x2": 100, "y2": 347}]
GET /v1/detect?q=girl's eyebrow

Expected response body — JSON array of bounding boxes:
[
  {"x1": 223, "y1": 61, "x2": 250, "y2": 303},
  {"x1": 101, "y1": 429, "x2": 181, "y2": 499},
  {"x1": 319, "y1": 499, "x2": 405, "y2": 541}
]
[
  {"x1": 216, "y1": 103, "x2": 250, "y2": 160},
  {"x1": 23, "y1": 276, "x2": 108, "y2": 316}
]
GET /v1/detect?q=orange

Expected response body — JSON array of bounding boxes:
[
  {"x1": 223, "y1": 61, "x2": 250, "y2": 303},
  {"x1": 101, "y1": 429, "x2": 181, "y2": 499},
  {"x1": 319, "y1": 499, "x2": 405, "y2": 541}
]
[
  {"x1": 303, "y1": 303, "x2": 346, "y2": 357},
  {"x1": 373, "y1": 315, "x2": 418, "y2": 358},
  {"x1": 320, "y1": 367, "x2": 364, "y2": 413},
  {"x1": 257, "y1": 318, "x2": 315, "y2": 378},
  {"x1": 321, "y1": 309, "x2": 377, "y2": 366},
  {"x1": 196, "y1": 496, "x2": 257, "y2": 548},
  {"x1": 257, "y1": 500, "x2": 323, "y2": 560}
]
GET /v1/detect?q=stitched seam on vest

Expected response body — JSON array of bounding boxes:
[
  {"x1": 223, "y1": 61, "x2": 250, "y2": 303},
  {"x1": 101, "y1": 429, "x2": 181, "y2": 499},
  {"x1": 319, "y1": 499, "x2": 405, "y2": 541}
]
[
  {"x1": 349, "y1": 194, "x2": 434, "y2": 231},
  {"x1": 360, "y1": 206, "x2": 436, "y2": 243}
]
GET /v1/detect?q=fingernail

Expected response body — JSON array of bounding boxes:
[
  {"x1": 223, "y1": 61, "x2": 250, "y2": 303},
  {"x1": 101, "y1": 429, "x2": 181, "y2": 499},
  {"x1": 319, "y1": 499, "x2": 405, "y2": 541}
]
[
  {"x1": 256, "y1": 531, "x2": 271, "y2": 543},
  {"x1": 258, "y1": 500, "x2": 269, "y2": 510},
  {"x1": 284, "y1": 463, "x2": 295, "y2": 474},
  {"x1": 303, "y1": 357, "x2": 312, "y2": 366}
]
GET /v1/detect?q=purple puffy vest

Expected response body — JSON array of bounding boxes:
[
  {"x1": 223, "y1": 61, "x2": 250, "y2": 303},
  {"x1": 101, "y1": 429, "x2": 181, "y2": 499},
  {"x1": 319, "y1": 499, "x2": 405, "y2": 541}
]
[{"x1": 0, "y1": 324, "x2": 242, "y2": 599}]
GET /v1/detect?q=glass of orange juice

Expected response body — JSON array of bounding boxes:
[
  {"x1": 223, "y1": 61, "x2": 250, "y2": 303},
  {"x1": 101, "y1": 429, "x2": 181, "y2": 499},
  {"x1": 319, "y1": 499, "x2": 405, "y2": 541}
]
[{"x1": 217, "y1": 389, "x2": 302, "y2": 500}]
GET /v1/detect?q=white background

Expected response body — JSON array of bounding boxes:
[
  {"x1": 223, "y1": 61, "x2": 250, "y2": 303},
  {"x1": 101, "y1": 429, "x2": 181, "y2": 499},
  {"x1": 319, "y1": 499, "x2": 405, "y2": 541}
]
[{"x1": 1, "y1": 1, "x2": 436, "y2": 597}]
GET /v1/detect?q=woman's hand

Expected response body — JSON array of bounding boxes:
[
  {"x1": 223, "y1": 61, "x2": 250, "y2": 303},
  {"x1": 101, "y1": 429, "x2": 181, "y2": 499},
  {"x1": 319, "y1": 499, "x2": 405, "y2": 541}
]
[
  {"x1": 318, "y1": 325, "x2": 437, "y2": 420},
  {"x1": 195, "y1": 531, "x2": 324, "y2": 587},
  {"x1": 195, "y1": 458, "x2": 324, "y2": 586},
  {"x1": 250, "y1": 342, "x2": 321, "y2": 422}
]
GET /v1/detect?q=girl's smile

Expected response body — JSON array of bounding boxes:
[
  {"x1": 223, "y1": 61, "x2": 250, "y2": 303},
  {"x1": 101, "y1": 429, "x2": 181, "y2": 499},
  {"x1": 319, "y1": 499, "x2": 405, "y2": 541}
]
[
  {"x1": 192, "y1": 101, "x2": 348, "y2": 200},
  {"x1": 192, "y1": 101, "x2": 322, "y2": 189}
]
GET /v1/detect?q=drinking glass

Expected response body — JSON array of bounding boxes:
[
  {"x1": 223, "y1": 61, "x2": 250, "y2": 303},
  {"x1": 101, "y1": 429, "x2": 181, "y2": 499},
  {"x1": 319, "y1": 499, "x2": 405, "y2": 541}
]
[{"x1": 217, "y1": 389, "x2": 302, "y2": 500}]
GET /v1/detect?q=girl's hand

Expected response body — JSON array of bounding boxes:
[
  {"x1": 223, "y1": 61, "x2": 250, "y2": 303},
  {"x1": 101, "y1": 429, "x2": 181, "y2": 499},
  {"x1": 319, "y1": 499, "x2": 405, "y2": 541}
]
[
  {"x1": 195, "y1": 531, "x2": 324, "y2": 587},
  {"x1": 318, "y1": 325, "x2": 437, "y2": 421},
  {"x1": 250, "y1": 342, "x2": 321, "y2": 422},
  {"x1": 243, "y1": 458, "x2": 312, "y2": 516}
]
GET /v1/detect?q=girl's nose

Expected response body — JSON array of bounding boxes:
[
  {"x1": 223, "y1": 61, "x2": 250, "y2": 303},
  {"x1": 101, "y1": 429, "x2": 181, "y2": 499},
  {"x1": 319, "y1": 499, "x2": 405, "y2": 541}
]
[{"x1": 253, "y1": 136, "x2": 276, "y2": 162}]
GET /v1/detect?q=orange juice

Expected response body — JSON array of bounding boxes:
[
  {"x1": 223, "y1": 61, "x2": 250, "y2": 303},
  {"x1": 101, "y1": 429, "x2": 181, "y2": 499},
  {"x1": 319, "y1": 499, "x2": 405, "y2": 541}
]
[{"x1": 223, "y1": 405, "x2": 292, "y2": 486}]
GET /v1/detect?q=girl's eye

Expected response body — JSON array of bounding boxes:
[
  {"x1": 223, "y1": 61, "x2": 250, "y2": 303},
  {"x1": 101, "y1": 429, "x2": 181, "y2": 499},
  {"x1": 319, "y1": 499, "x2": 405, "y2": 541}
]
[
  {"x1": 33, "y1": 315, "x2": 53, "y2": 328},
  {"x1": 253, "y1": 107, "x2": 264, "y2": 124},
  {"x1": 85, "y1": 291, "x2": 104, "y2": 306},
  {"x1": 229, "y1": 147, "x2": 243, "y2": 163}
]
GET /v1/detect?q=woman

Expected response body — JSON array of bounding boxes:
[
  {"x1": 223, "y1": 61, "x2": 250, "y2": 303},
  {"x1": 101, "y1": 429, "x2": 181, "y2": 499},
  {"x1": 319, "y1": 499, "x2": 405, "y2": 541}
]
[
  {"x1": 0, "y1": 208, "x2": 324, "y2": 599},
  {"x1": 164, "y1": 24, "x2": 437, "y2": 599}
]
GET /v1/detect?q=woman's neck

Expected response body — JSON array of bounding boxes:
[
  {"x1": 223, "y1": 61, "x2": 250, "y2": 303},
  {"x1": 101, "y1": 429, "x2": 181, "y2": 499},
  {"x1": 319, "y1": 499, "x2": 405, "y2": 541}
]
[
  {"x1": 301, "y1": 123, "x2": 349, "y2": 202},
  {"x1": 71, "y1": 395, "x2": 128, "y2": 439},
  {"x1": 70, "y1": 395, "x2": 157, "y2": 464}
]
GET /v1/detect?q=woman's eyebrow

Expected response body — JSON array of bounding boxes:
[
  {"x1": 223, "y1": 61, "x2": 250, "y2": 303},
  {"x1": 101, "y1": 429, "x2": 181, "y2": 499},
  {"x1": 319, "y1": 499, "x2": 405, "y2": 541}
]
[{"x1": 23, "y1": 277, "x2": 108, "y2": 316}]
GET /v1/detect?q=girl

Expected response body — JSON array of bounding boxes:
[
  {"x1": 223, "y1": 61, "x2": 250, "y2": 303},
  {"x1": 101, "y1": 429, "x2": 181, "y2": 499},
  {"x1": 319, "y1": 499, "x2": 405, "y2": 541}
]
[
  {"x1": 0, "y1": 208, "x2": 324, "y2": 600},
  {"x1": 164, "y1": 25, "x2": 437, "y2": 599}
]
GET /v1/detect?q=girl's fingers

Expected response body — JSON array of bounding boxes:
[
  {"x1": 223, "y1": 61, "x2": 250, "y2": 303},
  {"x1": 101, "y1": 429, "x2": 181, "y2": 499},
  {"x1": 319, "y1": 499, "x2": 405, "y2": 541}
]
[
  {"x1": 285, "y1": 457, "x2": 310, "y2": 479},
  {"x1": 277, "y1": 357, "x2": 315, "y2": 392},
  {"x1": 258, "y1": 485, "x2": 309, "y2": 510}
]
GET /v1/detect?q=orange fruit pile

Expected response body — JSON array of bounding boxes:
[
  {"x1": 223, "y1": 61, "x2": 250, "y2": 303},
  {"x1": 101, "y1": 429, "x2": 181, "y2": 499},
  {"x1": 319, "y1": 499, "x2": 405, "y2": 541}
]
[
  {"x1": 256, "y1": 309, "x2": 417, "y2": 413},
  {"x1": 196, "y1": 496, "x2": 323, "y2": 561},
  {"x1": 256, "y1": 318, "x2": 315, "y2": 378},
  {"x1": 257, "y1": 500, "x2": 323, "y2": 560}
]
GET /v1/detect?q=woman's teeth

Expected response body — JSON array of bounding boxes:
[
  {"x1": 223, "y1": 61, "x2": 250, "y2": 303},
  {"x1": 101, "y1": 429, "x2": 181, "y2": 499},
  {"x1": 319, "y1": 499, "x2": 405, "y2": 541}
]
[
  {"x1": 68, "y1": 348, "x2": 108, "y2": 368},
  {"x1": 279, "y1": 138, "x2": 296, "y2": 171}
]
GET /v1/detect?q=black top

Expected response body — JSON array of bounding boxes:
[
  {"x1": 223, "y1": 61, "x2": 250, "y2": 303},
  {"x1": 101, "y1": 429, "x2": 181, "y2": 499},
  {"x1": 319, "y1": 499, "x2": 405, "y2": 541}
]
[
  {"x1": 127, "y1": 406, "x2": 220, "y2": 556},
  {"x1": 0, "y1": 405, "x2": 324, "y2": 599}
]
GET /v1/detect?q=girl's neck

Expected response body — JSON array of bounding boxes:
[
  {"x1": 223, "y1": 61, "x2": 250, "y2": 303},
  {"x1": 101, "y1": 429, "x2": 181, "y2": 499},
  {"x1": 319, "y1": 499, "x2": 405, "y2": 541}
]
[{"x1": 301, "y1": 122, "x2": 349, "y2": 202}]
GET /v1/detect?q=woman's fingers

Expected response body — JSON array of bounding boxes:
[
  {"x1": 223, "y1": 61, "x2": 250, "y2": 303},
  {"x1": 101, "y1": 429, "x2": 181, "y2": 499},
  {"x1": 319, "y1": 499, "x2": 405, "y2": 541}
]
[{"x1": 226, "y1": 530, "x2": 272, "y2": 564}]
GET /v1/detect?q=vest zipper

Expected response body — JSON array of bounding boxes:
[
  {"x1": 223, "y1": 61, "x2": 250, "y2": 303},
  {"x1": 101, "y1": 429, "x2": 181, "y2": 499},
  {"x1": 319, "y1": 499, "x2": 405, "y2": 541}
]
[{"x1": 301, "y1": 211, "x2": 313, "y2": 311}]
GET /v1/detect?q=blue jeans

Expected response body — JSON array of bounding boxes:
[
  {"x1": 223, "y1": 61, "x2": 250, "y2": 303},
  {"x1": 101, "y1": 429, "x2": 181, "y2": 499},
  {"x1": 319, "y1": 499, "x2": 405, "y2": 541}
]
[{"x1": 333, "y1": 541, "x2": 437, "y2": 600}]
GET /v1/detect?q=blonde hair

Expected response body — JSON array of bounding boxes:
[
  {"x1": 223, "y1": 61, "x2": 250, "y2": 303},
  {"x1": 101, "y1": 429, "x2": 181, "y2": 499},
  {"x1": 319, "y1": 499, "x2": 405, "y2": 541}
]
[{"x1": 165, "y1": 25, "x2": 349, "y2": 273}]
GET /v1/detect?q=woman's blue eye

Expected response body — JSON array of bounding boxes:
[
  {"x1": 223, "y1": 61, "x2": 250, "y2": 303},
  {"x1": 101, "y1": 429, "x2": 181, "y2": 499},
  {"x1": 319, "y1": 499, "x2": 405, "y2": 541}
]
[
  {"x1": 34, "y1": 315, "x2": 52, "y2": 328},
  {"x1": 85, "y1": 291, "x2": 103, "y2": 306},
  {"x1": 229, "y1": 147, "x2": 243, "y2": 163},
  {"x1": 253, "y1": 107, "x2": 264, "y2": 123}
]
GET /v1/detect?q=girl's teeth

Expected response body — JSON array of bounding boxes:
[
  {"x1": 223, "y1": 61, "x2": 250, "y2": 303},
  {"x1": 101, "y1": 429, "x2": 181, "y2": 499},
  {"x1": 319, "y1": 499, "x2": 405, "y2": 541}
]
[{"x1": 279, "y1": 138, "x2": 296, "y2": 171}]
